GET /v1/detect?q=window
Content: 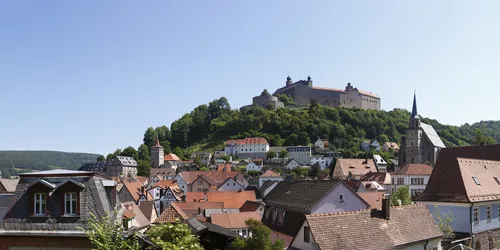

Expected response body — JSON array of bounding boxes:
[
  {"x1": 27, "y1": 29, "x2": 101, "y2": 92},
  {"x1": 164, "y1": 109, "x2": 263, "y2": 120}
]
[
  {"x1": 411, "y1": 178, "x2": 425, "y2": 185},
  {"x1": 242, "y1": 229, "x2": 247, "y2": 237},
  {"x1": 396, "y1": 178, "x2": 405, "y2": 185},
  {"x1": 64, "y1": 192, "x2": 78, "y2": 216},
  {"x1": 339, "y1": 194, "x2": 344, "y2": 202},
  {"x1": 494, "y1": 177, "x2": 500, "y2": 185},
  {"x1": 197, "y1": 180, "x2": 203, "y2": 185},
  {"x1": 487, "y1": 206, "x2": 492, "y2": 222},
  {"x1": 473, "y1": 176, "x2": 480, "y2": 185},
  {"x1": 34, "y1": 193, "x2": 46, "y2": 216},
  {"x1": 304, "y1": 226, "x2": 310, "y2": 243},
  {"x1": 473, "y1": 207, "x2": 479, "y2": 224}
]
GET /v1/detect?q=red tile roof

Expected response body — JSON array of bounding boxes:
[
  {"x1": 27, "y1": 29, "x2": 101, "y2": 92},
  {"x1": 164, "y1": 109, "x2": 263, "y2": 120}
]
[
  {"x1": 207, "y1": 191, "x2": 257, "y2": 209},
  {"x1": 271, "y1": 231, "x2": 294, "y2": 248},
  {"x1": 122, "y1": 209, "x2": 135, "y2": 219},
  {"x1": 121, "y1": 179, "x2": 146, "y2": 202},
  {"x1": 211, "y1": 211, "x2": 261, "y2": 229},
  {"x1": 152, "y1": 136, "x2": 162, "y2": 148},
  {"x1": 217, "y1": 164, "x2": 232, "y2": 172},
  {"x1": 226, "y1": 137, "x2": 268, "y2": 145},
  {"x1": 392, "y1": 164, "x2": 433, "y2": 176},
  {"x1": 154, "y1": 203, "x2": 188, "y2": 223},
  {"x1": 179, "y1": 171, "x2": 238, "y2": 185},
  {"x1": 360, "y1": 172, "x2": 391, "y2": 185},
  {"x1": 260, "y1": 169, "x2": 281, "y2": 178},
  {"x1": 357, "y1": 192, "x2": 384, "y2": 209},
  {"x1": 154, "y1": 180, "x2": 176, "y2": 189},
  {"x1": 240, "y1": 200, "x2": 264, "y2": 212},
  {"x1": 172, "y1": 202, "x2": 224, "y2": 216},
  {"x1": 164, "y1": 153, "x2": 181, "y2": 161},
  {"x1": 185, "y1": 192, "x2": 206, "y2": 202},
  {"x1": 334, "y1": 159, "x2": 377, "y2": 179}
]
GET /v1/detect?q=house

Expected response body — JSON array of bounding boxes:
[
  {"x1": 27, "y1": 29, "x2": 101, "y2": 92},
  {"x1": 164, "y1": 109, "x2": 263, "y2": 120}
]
[
  {"x1": 286, "y1": 146, "x2": 312, "y2": 165},
  {"x1": 259, "y1": 170, "x2": 283, "y2": 187},
  {"x1": 0, "y1": 179, "x2": 19, "y2": 193},
  {"x1": 154, "y1": 202, "x2": 188, "y2": 223},
  {"x1": 175, "y1": 171, "x2": 248, "y2": 193},
  {"x1": 391, "y1": 163, "x2": 433, "y2": 198},
  {"x1": 310, "y1": 155, "x2": 334, "y2": 170},
  {"x1": 262, "y1": 180, "x2": 370, "y2": 246},
  {"x1": 119, "y1": 178, "x2": 148, "y2": 203},
  {"x1": 240, "y1": 200, "x2": 265, "y2": 217},
  {"x1": 314, "y1": 138, "x2": 329, "y2": 150},
  {"x1": 164, "y1": 153, "x2": 181, "y2": 170},
  {"x1": 415, "y1": 144, "x2": 500, "y2": 249},
  {"x1": 225, "y1": 137, "x2": 270, "y2": 159},
  {"x1": 373, "y1": 154, "x2": 388, "y2": 172},
  {"x1": 359, "y1": 172, "x2": 392, "y2": 192},
  {"x1": 290, "y1": 202, "x2": 443, "y2": 250},
  {"x1": 186, "y1": 217, "x2": 239, "y2": 250},
  {"x1": 259, "y1": 180, "x2": 279, "y2": 198},
  {"x1": 79, "y1": 156, "x2": 138, "y2": 178},
  {"x1": 0, "y1": 169, "x2": 118, "y2": 249},
  {"x1": 211, "y1": 211, "x2": 262, "y2": 237},
  {"x1": 206, "y1": 191, "x2": 257, "y2": 209},
  {"x1": 246, "y1": 159, "x2": 263, "y2": 172},
  {"x1": 361, "y1": 140, "x2": 381, "y2": 152},
  {"x1": 383, "y1": 141, "x2": 400, "y2": 152},
  {"x1": 284, "y1": 159, "x2": 301, "y2": 170},
  {"x1": 191, "y1": 152, "x2": 212, "y2": 165},
  {"x1": 121, "y1": 201, "x2": 152, "y2": 232},
  {"x1": 332, "y1": 158, "x2": 378, "y2": 180},
  {"x1": 147, "y1": 183, "x2": 182, "y2": 215}
]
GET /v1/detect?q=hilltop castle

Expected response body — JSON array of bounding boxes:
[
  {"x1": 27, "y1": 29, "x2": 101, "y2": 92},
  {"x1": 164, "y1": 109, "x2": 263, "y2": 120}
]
[{"x1": 252, "y1": 76, "x2": 381, "y2": 110}]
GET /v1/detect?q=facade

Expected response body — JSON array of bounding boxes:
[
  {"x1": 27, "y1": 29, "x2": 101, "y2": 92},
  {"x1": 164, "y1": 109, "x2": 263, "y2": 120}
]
[
  {"x1": 273, "y1": 76, "x2": 381, "y2": 110},
  {"x1": 287, "y1": 146, "x2": 312, "y2": 165},
  {"x1": 252, "y1": 90, "x2": 285, "y2": 109},
  {"x1": 0, "y1": 169, "x2": 118, "y2": 249},
  {"x1": 310, "y1": 155, "x2": 334, "y2": 170},
  {"x1": 290, "y1": 203, "x2": 443, "y2": 250},
  {"x1": 416, "y1": 144, "x2": 500, "y2": 249},
  {"x1": 314, "y1": 138, "x2": 329, "y2": 150},
  {"x1": 391, "y1": 164, "x2": 433, "y2": 198},
  {"x1": 285, "y1": 159, "x2": 301, "y2": 170},
  {"x1": 373, "y1": 154, "x2": 388, "y2": 172},
  {"x1": 78, "y1": 156, "x2": 138, "y2": 178},
  {"x1": 224, "y1": 137, "x2": 270, "y2": 159},
  {"x1": 151, "y1": 137, "x2": 164, "y2": 168},
  {"x1": 259, "y1": 170, "x2": 283, "y2": 187},
  {"x1": 399, "y1": 93, "x2": 446, "y2": 166},
  {"x1": 246, "y1": 160, "x2": 263, "y2": 172},
  {"x1": 332, "y1": 158, "x2": 378, "y2": 180},
  {"x1": 191, "y1": 152, "x2": 212, "y2": 166}
]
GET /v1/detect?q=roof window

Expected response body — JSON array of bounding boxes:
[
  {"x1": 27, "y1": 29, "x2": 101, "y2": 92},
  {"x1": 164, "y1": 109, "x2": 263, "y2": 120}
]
[
  {"x1": 472, "y1": 176, "x2": 480, "y2": 185},
  {"x1": 494, "y1": 177, "x2": 500, "y2": 185}
]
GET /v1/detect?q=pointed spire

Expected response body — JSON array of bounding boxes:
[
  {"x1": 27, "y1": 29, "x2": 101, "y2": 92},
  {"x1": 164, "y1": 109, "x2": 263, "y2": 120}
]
[
  {"x1": 154, "y1": 136, "x2": 161, "y2": 147},
  {"x1": 411, "y1": 90, "x2": 418, "y2": 119}
]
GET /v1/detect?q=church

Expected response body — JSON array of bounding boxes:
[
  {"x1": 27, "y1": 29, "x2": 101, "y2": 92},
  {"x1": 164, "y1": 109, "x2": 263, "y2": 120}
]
[{"x1": 398, "y1": 93, "x2": 446, "y2": 166}]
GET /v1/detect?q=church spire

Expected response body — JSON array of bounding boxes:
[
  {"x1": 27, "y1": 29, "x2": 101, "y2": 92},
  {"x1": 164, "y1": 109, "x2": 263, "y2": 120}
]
[
  {"x1": 411, "y1": 90, "x2": 418, "y2": 119},
  {"x1": 154, "y1": 136, "x2": 161, "y2": 147}
]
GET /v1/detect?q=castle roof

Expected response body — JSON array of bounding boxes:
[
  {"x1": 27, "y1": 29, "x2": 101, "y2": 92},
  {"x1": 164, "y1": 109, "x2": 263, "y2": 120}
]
[{"x1": 273, "y1": 80, "x2": 379, "y2": 98}]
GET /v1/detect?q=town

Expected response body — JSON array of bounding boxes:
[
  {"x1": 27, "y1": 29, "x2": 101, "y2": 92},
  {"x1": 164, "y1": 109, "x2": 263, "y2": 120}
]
[{"x1": 0, "y1": 90, "x2": 496, "y2": 250}]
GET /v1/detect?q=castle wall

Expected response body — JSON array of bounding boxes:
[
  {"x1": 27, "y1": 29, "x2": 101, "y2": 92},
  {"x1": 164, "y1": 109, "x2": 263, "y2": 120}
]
[{"x1": 361, "y1": 95, "x2": 381, "y2": 110}]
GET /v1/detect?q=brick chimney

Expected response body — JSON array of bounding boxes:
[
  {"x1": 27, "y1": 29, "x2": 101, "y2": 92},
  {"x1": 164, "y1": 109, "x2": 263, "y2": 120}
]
[{"x1": 382, "y1": 195, "x2": 390, "y2": 220}]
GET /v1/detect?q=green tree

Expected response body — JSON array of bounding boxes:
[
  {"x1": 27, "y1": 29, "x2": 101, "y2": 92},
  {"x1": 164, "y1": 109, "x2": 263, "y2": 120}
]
[
  {"x1": 81, "y1": 211, "x2": 140, "y2": 250},
  {"x1": 147, "y1": 221, "x2": 203, "y2": 250},
  {"x1": 113, "y1": 149, "x2": 122, "y2": 158},
  {"x1": 433, "y1": 206, "x2": 455, "y2": 239},
  {"x1": 143, "y1": 127, "x2": 158, "y2": 148},
  {"x1": 377, "y1": 134, "x2": 389, "y2": 144},
  {"x1": 232, "y1": 219, "x2": 284, "y2": 250},
  {"x1": 199, "y1": 166, "x2": 209, "y2": 171},
  {"x1": 137, "y1": 144, "x2": 150, "y2": 161},
  {"x1": 172, "y1": 147, "x2": 185, "y2": 160},
  {"x1": 292, "y1": 167, "x2": 309, "y2": 178},
  {"x1": 97, "y1": 155, "x2": 105, "y2": 162},
  {"x1": 276, "y1": 94, "x2": 294, "y2": 105},
  {"x1": 137, "y1": 160, "x2": 151, "y2": 177},
  {"x1": 106, "y1": 153, "x2": 115, "y2": 161},
  {"x1": 278, "y1": 149, "x2": 288, "y2": 159},
  {"x1": 267, "y1": 151, "x2": 276, "y2": 160},
  {"x1": 194, "y1": 156, "x2": 203, "y2": 166},
  {"x1": 391, "y1": 185, "x2": 412, "y2": 206},
  {"x1": 120, "y1": 146, "x2": 138, "y2": 160}
]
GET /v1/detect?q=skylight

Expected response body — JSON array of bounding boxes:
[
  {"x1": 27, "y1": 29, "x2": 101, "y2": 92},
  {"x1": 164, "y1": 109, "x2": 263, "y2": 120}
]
[
  {"x1": 494, "y1": 177, "x2": 500, "y2": 185},
  {"x1": 472, "y1": 176, "x2": 480, "y2": 185}
]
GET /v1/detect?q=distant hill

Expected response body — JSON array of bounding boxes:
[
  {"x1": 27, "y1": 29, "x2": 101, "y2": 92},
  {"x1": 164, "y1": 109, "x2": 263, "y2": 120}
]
[{"x1": 0, "y1": 151, "x2": 102, "y2": 177}]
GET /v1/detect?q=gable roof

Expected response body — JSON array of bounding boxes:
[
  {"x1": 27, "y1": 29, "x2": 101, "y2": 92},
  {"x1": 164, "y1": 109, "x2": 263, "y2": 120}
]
[
  {"x1": 172, "y1": 202, "x2": 224, "y2": 217},
  {"x1": 138, "y1": 201, "x2": 155, "y2": 222},
  {"x1": 165, "y1": 153, "x2": 181, "y2": 161},
  {"x1": 179, "y1": 171, "x2": 238, "y2": 185},
  {"x1": 264, "y1": 180, "x2": 343, "y2": 213},
  {"x1": 335, "y1": 159, "x2": 378, "y2": 178},
  {"x1": 186, "y1": 217, "x2": 240, "y2": 238},
  {"x1": 260, "y1": 169, "x2": 281, "y2": 178},
  {"x1": 305, "y1": 205, "x2": 442, "y2": 250},
  {"x1": 185, "y1": 192, "x2": 206, "y2": 202},
  {"x1": 259, "y1": 180, "x2": 279, "y2": 192},
  {"x1": 211, "y1": 211, "x2": 261, "y2": 229},
  {"x1": 122, "y1": 201, "x2": 150, "y2": 228},
  {"x1": 150, "y1": 168, "x2": 176, "y2": 178},
  {"x1": 122, "y1": 179, "x2": 146, "y2": 202},
  {"x1": 393, "y1": 164, "x2": 433, "y2": 176},
  {"x1": 420, "y1": 122, "x2": 446, "y2": 148},
  {"x1": 240, "y1": 200, "x2": 264, "y2": 212},
  {"x1": 154, "y1": 203, "x2": 188, "y2": 223},
  {"x1": 0, "y1": 179, "x2": 19, "y2": 193},
  {"x1": 207, "y1": 191, "x2": 257, "y2": 209},
  {"x1": 360, "y1": 172, "x2": 391, "y2": 185},
  {"x1": 357, "y1": 192, "x2": 384, "y2": 209}
]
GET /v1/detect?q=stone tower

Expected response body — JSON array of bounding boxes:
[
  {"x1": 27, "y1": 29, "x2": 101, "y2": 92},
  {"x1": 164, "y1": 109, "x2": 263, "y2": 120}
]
[
  {"x1": 150, "y1": 137, "x2": 164, "y2": 168},
  {"x1": 403, "y1": 92, "x2": 423, "y2": 164}
]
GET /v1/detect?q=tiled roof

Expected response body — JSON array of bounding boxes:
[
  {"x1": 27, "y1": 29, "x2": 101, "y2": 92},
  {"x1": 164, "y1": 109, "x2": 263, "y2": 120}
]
[
  {"x1": 260, "y1": 169, "x2": 281, "y2": 178},
  {"x1": 217, "y1": 164, "x2": 232, "y2": 172},
  {"x1": 164, "y1": 153, "x2": 181, "y2": 161},
  {"x1": 335, "y1": 159, "x2": 378, "y2": 178},
  {"x1": 305, "y1": 205, "x2": 442, "y2": 250},
  {"x1": 384, "y1": 142, "x2": 400, "y2": 150},
  {"x1": 122, "y1": 179, "x2": 146, "y2": 202},
  {"x1": 185, "y1": 192, "x2": 206, "y2": 202},
  {"x1": 358, "y1": 89, "x2": 380, "y2": 98},
  {"x1": 271, "y1": 231, "x2": 294, "y2": 249},
  {"x1": 154, "y1": 180, "x2": 176, "y2": 189},
  {"x1": 392, "y1": 164, "x2": 433, "y2": 176},
  {"x1": 225, "y1": 137, "x2": 269, "y2": 145},
  {"x1": 264, "y1": 180, "x2": 341, "y2": 213},
  {"x1": 149, "y1": 168, "x2": 176, "y2": 178},
  {"x1": 179, "y1": 171, "x2": 238, "y2": 185},
  {"x1": 259, "y1": 180, "x2": 279, "y2": 192},
  {"x1": 357, "y1": 192, "x2": 384, "y2": 209},
  {"x1": 207, "y1": 191, "x2": 257, "y2": 209},
  {"x1": 204, "y1": 208, "x2": 240, "y2": 218},
  {"x1": 240, "y1": 200, "x2": 264, "y2": 212},
  {"x1": 417, "y1": 157, "x2": 500, "y2": 203},
  {"x1": 0, "y1": 179, "x2": 19, "y2": 193},
  {"x1": 360, "y1": 172, "x2": 391, "y2": 185},
  {"x1": 122, "y1": 209, "x2": 135, "y2": 219},
  {"x1": 154, "y1": 203, "x2": 188, "y2": 223},
  {"x1": 138, "y1": 201, "x2": 155, "y2": 222},
  {"x1": 122, "y1": 201, "x2": 150, "y2": 228},
  {"x1": 211, "y1": 211, "x2": 261, "y2": 229},
  {"x1": 172, "y1": 202, "x2": 224, "y2": 217}
]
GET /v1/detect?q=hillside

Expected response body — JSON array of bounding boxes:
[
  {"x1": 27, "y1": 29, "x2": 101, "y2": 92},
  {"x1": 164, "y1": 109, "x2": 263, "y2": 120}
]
[
  {"x1": 129, "y1": 97, "x2": 500, "y2": 161},
  {"x1": 0, "y1": 151, "x2": 102, "y2": 177}
]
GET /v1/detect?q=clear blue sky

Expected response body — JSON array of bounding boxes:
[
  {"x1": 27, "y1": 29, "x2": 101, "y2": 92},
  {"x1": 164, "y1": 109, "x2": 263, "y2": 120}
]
[{"x1": 1, "y1": 1, "x2": 499, "y2": 155}]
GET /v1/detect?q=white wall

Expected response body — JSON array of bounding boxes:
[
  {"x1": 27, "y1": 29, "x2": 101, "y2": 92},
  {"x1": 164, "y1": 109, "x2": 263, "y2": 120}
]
[
  {"x1": 175, "y1": 175, "x2": 188, "y2": 193},
  {"x1": 246, "y1": 162, "x2": 262, "y2": 172},
  {"x1": 403, "y1": 237, "x2": 442, "y2": 250},
  {"x1": 290, "y1": 220, "x2": 320, "y2": 250},
  {"x1": 218, "y1": 178, "x2": 243, "y2": 191},
  {"x1": 311, "y1": 183, "x2": 369, "y2": 214}
]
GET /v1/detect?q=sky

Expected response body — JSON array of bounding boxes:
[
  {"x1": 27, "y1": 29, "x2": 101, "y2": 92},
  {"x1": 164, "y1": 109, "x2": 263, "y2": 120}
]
[{"x1": 1, "y1": 1, "x2": 499, "y2": 155}]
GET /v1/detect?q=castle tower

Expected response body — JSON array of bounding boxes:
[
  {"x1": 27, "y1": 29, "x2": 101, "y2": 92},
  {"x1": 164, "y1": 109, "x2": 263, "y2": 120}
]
[
  {"x1": 286, "y1": 76, "x2": 292, "y2": 86},
  {"x1": 307, "y1": 76, "x2": 313, "y2": 87},
  {"x1": 402, "y1": 92, "x2": 423, "y2": 164},
  {"x1": 150, "y1": 137, "x2": 164, "y2": 168}
]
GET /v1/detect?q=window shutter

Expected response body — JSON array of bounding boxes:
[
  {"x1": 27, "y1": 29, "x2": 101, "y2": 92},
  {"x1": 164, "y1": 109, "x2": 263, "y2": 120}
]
[
  {"x1": 45, "y1": 193, "x2": 50, "y2": 216},
  {"x1": 77, "y1": 192, "x2": 80, "y2": 215},
  {"x1": 29, "y1": 192, "x2": 34, "y2": 216},
  {"x1": 60, "y1": 193, "x2": 65, "y2": 216}
]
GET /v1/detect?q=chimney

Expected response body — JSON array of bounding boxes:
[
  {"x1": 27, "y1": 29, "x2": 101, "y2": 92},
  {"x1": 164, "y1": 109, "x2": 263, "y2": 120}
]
[{"x1": 382, "y1": 195, "x2": 390, "y2": 220}]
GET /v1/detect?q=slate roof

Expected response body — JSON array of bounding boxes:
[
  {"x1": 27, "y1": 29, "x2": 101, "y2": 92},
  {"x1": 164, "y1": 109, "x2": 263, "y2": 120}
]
[
  {"x1": 0, "y1": 194, "x2": 13, "y2": 223},
  {"x1": 186, "y1": 217, "x2": 240, "y2": 238},
  {"x1": 113, "y1": 156, "x2": 138, "y2": 167},
  {"x1": 0, "y1": 179, "x2": 19, "y2": 192},
  {"x1": 1, "y1": 172, "x2": 117, "y2": 232},
  {"x1": 211, "y1": 211, "x2": 261, "y2": 229},
  {"x1": 259, "y1": 180, "x2": 279, "y2": 193},
  {"x1": 420, "y1": 122, "x2": 446, "y2": 148},
  {"x1": 264, "y1": 180, "x2": 342, "y2": 213},
  {"x1": 305, "y1": 205, "x2": 442, "y2": 250},
  {"x1": 392, "y1": 164, "x2": 433, "y2": 176}
]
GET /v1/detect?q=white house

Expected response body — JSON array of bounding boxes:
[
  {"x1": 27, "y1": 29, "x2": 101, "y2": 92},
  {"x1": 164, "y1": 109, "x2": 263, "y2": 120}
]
[
  {"x1": 246, "y1": 160, "x2": 263, "y2": 172},
  {"x1": 314, "y1": 139, "x2": 328, "y2": 150},
  {"x1": 373, "y1": 155, "x2": 388, "y2": 172},
  {"x1": 310, "y1": 155, "x2": 334, "y2": 170},
  {"x1": 225, "y1": 137, "x2": 269, "y2": 159},
  {"x1": 284, "y1": 159, "x2": 301, "y2": 170},
  {"x1": 391, "y1": 164, "x2": 433, "y2": 198},
  {"x1": 258, "y1": 170, "x2": 283, "y2": 187},
  {"x1": 287, "y1": 146, "x2": 311, "y2": 165}
]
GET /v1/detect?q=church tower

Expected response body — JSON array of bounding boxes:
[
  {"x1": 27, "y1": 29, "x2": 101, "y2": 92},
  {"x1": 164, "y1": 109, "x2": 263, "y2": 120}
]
[
  {"x1": 150, "y1": 137, "x2": 164, "y2": 168},
  {"x1": 401, "y1": 92, "x2": 423, "y2": 164}
]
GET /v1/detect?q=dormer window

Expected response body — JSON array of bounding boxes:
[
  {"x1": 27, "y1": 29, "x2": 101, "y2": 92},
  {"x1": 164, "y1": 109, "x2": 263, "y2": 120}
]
[
  {"x1": 34, "y1": 193, "x2": 47, "y2": 216},
  {"x1": 472, "y1": 176, "x2": 480, "y2": 185},
  {"x1": 64, "y1": 192, "x2": 78, "y2": 216}
]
